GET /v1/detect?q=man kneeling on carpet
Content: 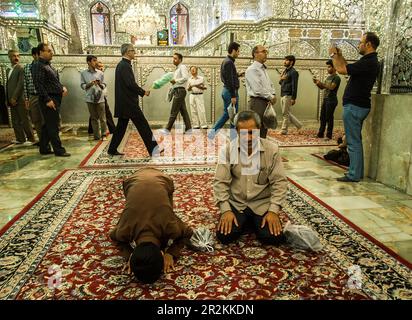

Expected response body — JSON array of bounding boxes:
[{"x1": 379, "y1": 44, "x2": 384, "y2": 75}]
[
  {"x1": 214, "y1": 110, "x2": 288, "y2": 245},
  {"x1": 109, "y1": 167, "x2": 193, "y2": 284}
]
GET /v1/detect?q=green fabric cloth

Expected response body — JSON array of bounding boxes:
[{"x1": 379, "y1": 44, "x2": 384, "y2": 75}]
[{"x1": 152, "y1": 72, "x2": 174, "y2": 89}]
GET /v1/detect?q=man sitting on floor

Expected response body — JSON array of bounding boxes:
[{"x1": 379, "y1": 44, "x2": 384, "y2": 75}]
[
  {"x1": 213, "y1": 110, "x2": 288, "y2": 245},
  {"x1": 109, "y1": 167, "x2": 193, "y2": 283}
]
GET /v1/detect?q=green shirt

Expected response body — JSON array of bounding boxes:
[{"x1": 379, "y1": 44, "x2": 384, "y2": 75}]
[{"x1": 324, "y1": 74, "x2": 341, "y2": 99}]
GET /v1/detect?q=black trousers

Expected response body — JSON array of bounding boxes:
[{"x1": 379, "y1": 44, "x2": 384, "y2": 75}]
[
  {"x1": 248, "y1": 97, "x2": 269, "y2": 138},
  {"x1": 0, "y1": 84, "x2": 9, "y2": 125},
  {"x1": 318, "y1": 98, "x2": 337, "y2": 139},
  {"x1": 166, "y1": 87, "x2": 192, "y2": 131},
  {"x1": 39, "y1": 95, "x2": 66, "y2": 155},
  {"x1": 217, "y1": 205, "x2": 285, "y2": 245},
  {"x1": 108, "y1": 108, "x2": 159, "y2": 156},
  {"x1": 88, "y1": 97, "x2": 116, "y2": 134}
]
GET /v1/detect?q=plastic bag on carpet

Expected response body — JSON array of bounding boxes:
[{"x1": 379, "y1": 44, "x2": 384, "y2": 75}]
[
  {"x1": 284, "y1": 221, "x2": 323, "y2": 252},
  {"x1": 187, "y1": 227, "x2": 214, "y2": 252}
]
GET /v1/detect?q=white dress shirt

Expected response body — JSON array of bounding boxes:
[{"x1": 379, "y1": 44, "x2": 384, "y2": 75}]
[
  {"x1": 245, "y1": 61, "x2": 276, "y2": 101},
  {"x1": 172, "y1": 63, "x2": 189, "y2": 89},
  {"x1": 187, "y1": 75, "x2": 205, "y2": 94}
]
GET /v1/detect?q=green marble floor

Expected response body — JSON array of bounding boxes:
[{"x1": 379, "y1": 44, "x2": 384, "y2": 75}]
[
  {"x1": 0, "y1": 130, "x2": 411, "y2": 264},
  {"x1": 0, "y1": 131, "x2": 95, "y2": 228}
]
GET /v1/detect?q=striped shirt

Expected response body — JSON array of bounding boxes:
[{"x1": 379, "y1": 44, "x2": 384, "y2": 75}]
[{"x1": 23, "y1": 62, "x2": 37, "y2": 100}]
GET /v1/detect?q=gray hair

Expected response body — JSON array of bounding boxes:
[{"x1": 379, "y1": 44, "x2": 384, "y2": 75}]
[
  {"x1": 234, "y1": 110, "x2": 261, "y2": 129},
  {"x1": 8, "y1": 49, "x2": 18, "y2": 57},
  {"x1": 120, "y1": 43, "x2": 134, "y2": 56}
]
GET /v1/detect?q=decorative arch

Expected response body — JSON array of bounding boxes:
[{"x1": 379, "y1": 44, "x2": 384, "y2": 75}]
[
  {"x1": 290, "y1": 40, "x2": 318, "y2": 58},
  {"x1": 170, "y1": 2, "x2": 190, "y2": 45},
  {"x1": 337, "y1": 40, "x2": 361, "y2": 60},
  {"x1": 90, "y1": 1, "x2": 111, "y2": 45},
  {"x1": 268, "y1": 42, "x2": 289, "y2": 57},
  {"x1": 48, "y1": 0, "x2": 64, "y2": 29}
]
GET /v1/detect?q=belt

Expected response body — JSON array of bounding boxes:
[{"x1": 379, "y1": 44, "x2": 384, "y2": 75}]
[
  {"x1": 250, "y1": 96, "x2": 269, "y2": 101},
  {"x1": 191, "y1": 92, "x2": 203, "y2": 95},
  {"x1": 174, "y1": 87, "x2": 186, "y2": 90}
]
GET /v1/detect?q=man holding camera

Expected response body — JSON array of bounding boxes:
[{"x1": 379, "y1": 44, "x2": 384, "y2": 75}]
[
  {"x1": 313, "y1": 60, "x2": 341, "y2": 140},
  {"x1": 329, "y1": 32, "x2": 380, "y2": 182}
]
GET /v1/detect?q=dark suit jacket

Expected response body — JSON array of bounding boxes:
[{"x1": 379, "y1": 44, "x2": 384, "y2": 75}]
[
  {"x1": 6, "y1": 64, "x2": 25, "y2": 107},
  {"x1": 114, "y1": 58, "x2": 146, "y2": 119},
  {"x1": 0, "y1": 83, "x2": 9, "y2": 125}
]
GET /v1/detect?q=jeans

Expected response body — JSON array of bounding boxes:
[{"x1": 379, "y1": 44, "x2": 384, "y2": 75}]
[
  {"x1": 343, "y1": 103, "x2": 370, "y2": 181},
  {"x1": 210, "y1": 87, "x2": 238, "y2": 137}
]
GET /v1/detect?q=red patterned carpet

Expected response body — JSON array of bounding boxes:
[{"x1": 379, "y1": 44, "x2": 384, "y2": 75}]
[
  {"x1": 80, "y1": 130, "x2": 218, "y2": 167},
  {"x1": 267, "y1": 128, "x2": 344, "y2": 147},
  {"x1": 80, "y1": 128, "x2": 341, "y2": 167},
  {"x1": 0, "y1": 166, "x2": 410, "y2": 300}
]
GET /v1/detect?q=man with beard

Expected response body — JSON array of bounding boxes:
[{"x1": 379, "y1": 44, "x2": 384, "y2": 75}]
[
  {"x1": 208, "y1": 42, "x2": 243, "y2": 139},
  {"x1": 279, "y1": 55, "x2": 302, "y2": 135},
  {"x1": 313, "y1": 59, "x2": 341, "y2": 140},
  {"x1": 330, "y1": 32, "x2": 380, "y2": 182}
]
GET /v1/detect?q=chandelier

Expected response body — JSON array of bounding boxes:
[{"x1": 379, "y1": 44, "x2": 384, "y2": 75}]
[{"x1": 119, "y1": 3, "x2": 163, "y2": 39}]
